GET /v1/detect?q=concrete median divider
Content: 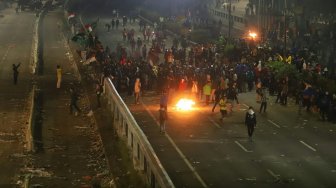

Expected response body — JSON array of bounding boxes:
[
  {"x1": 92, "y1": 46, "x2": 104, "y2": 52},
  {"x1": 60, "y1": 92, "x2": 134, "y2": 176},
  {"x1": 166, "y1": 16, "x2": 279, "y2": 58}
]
[
  {"x1": 27, "y1": 6, "x2": 48, "y2": 153},
  {"x1": 26, "y1": 85, "x2": 36, "y2": 153},
  {"x1": 104, "y1": 78, "x2": 175, "y2": 188}
]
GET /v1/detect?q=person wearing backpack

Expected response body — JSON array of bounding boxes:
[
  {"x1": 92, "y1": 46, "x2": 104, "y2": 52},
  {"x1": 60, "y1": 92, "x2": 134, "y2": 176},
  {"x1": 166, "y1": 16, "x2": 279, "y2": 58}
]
[{"x1": 245, "y1": 106, "x2": 257, "y2": 141}]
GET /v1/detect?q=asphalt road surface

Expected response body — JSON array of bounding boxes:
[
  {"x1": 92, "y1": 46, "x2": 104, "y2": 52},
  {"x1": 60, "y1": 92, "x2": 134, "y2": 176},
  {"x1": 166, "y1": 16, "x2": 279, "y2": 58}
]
[
  {"x1": 124, "y1": 91, "x2": 336, "y2": 188},
  {"x1": 88, "y1": 14, "x2": 336, "y2": 188},
  {"x1": 0, "y1": 6, "x2": 36, "y2": 186}
]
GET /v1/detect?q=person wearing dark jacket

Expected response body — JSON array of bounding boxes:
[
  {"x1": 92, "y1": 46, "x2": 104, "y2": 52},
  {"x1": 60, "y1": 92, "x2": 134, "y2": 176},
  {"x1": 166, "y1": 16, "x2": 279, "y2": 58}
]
[
  {"x1": 319, "y1": 92, "x2": 330, "y2": 121},
  {"x1": 212, "y1": 86, "x2": 226, "y2": 112},
  {"x1": 245, "y1": 106, "x2": 257, "y2": 141},
  {"x1": 70, "y1": 87, "x2": 81, "y2": 116}
]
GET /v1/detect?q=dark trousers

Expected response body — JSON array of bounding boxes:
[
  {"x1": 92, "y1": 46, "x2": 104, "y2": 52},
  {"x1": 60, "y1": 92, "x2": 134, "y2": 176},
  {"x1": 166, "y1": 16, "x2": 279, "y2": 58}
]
[
  {"x1": 247, "y1": 124, "x2": 255, "y2": 137},
  {"x1": 281, "y1": 93, "x2": 288, "y2": 105},
  {"x1": 320, "y1": 108, "x2": 327, "y2": 120},
  {"x1": 260, "y1": 102, "x2": 267, "y2": 113},
  {"x1": 14, "y1": 73, "x2": 18, "y2": 85},
  {"x1": 212, "y1": 99, "x2": 219, "y2": 112},
  {"x1": 275, "y1": 92, "x2": 281, "y2": 103},
  {"x1": 70, "y1": 102, "x2": 80, "y2": 113},
  {"x1": 205, "y1": 95, "x2": 210, "y2": 105}
]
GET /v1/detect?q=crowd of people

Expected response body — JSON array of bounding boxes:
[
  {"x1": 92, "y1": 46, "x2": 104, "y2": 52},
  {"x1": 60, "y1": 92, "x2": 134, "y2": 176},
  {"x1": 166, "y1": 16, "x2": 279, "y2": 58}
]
[{"x1": 78, "y1": 14, "x2": 336, "y2": 124}]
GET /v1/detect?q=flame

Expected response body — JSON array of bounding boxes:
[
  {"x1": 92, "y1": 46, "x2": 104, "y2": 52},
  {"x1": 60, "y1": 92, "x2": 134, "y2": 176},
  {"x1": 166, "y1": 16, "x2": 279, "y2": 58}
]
[{"x1": 176, "y1": 98, "x2": 195, "y2": 111}]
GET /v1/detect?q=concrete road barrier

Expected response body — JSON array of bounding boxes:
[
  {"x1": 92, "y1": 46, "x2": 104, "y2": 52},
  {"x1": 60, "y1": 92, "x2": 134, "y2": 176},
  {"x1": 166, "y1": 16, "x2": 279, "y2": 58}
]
[{"x1": 104, "y1": 78, "x2": 175, "y2": 188}]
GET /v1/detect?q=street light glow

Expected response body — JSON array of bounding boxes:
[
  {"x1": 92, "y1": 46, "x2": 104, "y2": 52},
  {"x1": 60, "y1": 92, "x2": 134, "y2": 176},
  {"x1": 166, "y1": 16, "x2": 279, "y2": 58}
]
[{"x1": 248, "y1": 31, "x2": 257, "y2": 39}]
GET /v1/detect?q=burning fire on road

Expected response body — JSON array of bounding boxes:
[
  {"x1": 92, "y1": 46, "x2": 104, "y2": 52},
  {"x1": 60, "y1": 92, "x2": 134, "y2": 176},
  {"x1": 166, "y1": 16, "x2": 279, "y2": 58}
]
[{"x1": 175, "y1": 98, "x2": 195, "y2": 111}]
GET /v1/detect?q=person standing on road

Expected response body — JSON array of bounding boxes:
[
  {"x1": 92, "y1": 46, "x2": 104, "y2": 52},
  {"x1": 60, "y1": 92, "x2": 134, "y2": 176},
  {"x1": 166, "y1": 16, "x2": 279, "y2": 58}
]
[
  {"x1": 134, "y1": 78, "x2": 141, "y2": 104},
  {"x1": 245, "y1": 106, "x2": 257, "y2": 141},
  {"x1": 95, "y1": 80, "x2": 103, "y2": 108},
  {"x1": 319, "y1": 92, "x2": 330, "y2": 121},
  {"x1": 69, "y1": 87, "x2": 81, "y2": 116},
  {"x1": 191, "y1": 80, "x2": 199, "y2": 102},
  {"x1": 160, "y1": 90, "x2": 168, "y2": 110},
  {"x1": 259, "y1": 89, "x2": 268, "y2": 113},
  {"x1": 12, "y1": 63, "x2": 21, "y2": 85},
  {"x1": 111, "y1": 19, "x2": 115, "y2": 29},
  {"x1": 203, "y1": 81, "x2": 212, "y2": 105},
  {"x1": 56, "y1": 65, "x2": 62, "y2": 89},
  {"x1": 142, "y1": 44, "x2": 147, "y2": 59},
  {"x1": 115, "y1": 18, "x2": 120, "y2": 29},
  {"x1": 219, "y1": 95, "x2": 228, "y2": 121},
  {"x1": 212, "y1": 85, "x2": 225, "y2": 112},
  {"x1": 159, "y1": 107, "x2": 168, "y2": 133}
]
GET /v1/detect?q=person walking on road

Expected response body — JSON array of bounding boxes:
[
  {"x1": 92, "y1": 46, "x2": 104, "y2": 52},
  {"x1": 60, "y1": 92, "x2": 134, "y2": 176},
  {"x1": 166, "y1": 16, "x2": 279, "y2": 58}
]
[
  {"x1": 245, "y1": 106, "x2": 257, "y2": 141},
  {"x1": 56, "y1": 65, "x2": 62, "y2": 88},
  {"x1": 12, "y1": 63, "x2": 21, "y2": 85},
  {"x1": 134, "y1": 78, "x2": 141, "y2": 104},
  {"x1": 69, "y1": 87, "x2": 81, "y2": 116}
]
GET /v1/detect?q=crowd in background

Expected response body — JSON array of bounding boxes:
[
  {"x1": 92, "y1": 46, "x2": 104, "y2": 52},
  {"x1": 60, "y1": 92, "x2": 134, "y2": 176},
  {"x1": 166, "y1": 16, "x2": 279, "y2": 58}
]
[{"x1": 79, "y1": 15, "x2": 336, "y2": 123}]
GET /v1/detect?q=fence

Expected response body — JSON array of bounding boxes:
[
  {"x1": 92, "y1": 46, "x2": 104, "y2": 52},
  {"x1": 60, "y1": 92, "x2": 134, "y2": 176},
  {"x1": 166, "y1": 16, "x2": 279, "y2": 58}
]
[{"x1": 104, "y1": 78, "x2": 175, "y2": 188}]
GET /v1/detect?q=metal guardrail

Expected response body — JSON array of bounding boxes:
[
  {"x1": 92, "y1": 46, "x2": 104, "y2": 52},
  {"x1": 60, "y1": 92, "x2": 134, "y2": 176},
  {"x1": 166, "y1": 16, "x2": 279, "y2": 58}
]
[{"x1": 104, "y1": 78, "x2": 175, "y2": 188}]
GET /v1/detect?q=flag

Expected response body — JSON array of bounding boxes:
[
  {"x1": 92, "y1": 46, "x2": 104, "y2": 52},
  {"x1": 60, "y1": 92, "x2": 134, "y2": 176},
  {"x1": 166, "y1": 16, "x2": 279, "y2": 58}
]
[
  {"x1": 90, "y1": 17, "x2": 99, "y2": 30},
  {"x1": 87, "y1": 17, "x2": 99, "y2": 32},
  {"x1": 68, "y1": 13, "x2": 75, "y2": 20},
  {"x1": 85, "y1": 24, "x2": 93, "y2": 32},
  {"x1": 83, "y1": 56, "x2": 96, "y2": 65},
  {"x1": 71, "y1": 32, "x2": 86, "y2": 42},
  {"x1": 71, "y1": 33, "x2": 88, "y2": 46}
]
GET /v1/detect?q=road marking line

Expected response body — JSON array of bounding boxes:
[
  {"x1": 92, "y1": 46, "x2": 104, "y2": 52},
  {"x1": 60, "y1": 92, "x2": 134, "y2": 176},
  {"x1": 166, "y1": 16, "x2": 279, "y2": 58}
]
[
  {"x1": 235, "y1": 141, "x2": 252, "y2": 152},
  {"x1": 268, "y1": 120, "x2": 281, "y2": 128},
  {"x1": 207, "y1": 117, "x2": 221, "y2": 128},
  {"x1": 141, "y1": 102, "x2": 208, "y2": 188},
  {"x1": 299, "y1": 140, "x2": 317, "y2": 152},
  {"x1": 267, "y1": 169, "x2": 280, "y2": 180}
]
